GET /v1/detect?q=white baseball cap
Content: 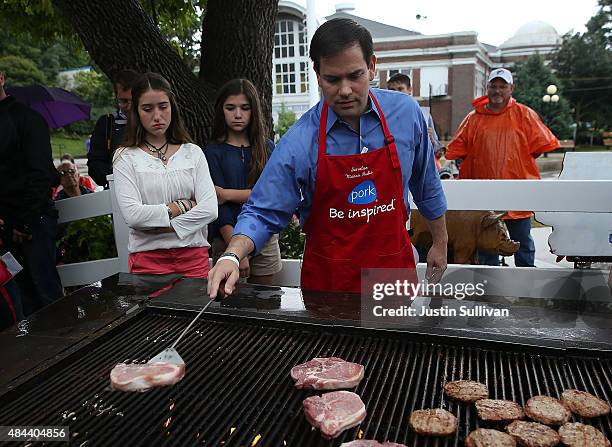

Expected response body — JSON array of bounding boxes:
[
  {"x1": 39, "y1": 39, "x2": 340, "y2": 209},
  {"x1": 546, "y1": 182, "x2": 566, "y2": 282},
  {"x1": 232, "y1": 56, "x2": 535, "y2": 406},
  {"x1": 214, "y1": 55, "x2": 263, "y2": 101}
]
[{"x1": 487, "y1": 68, "x2": 513, "y2": 84}]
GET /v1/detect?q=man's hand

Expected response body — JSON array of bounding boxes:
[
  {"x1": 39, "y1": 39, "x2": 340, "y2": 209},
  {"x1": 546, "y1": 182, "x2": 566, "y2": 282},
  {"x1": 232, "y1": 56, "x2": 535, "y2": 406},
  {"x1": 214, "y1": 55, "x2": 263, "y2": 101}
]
[
  {"x1": 426, "y1": 242, "x2": 447, "y2": 283},
  {"x1": 207, "y1": 259, "x2": 240, "y2": 298},
  {"x1": 239, "y1": 257, "x2": 250, "y2": 278}
]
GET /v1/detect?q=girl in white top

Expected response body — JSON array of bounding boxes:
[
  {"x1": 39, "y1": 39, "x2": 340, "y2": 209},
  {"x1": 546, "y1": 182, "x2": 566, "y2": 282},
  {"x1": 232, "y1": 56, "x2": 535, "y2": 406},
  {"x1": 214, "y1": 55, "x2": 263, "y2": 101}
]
[{"x1": 113, "y1": 72, "x2": 217, "y2": 277}]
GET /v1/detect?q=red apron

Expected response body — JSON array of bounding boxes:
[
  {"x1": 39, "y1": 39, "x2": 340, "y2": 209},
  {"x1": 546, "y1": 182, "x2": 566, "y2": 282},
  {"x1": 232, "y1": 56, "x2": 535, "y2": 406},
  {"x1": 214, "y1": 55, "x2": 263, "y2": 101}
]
[{"x1": 301, "y1": 92, "x2": 417, "y2": 293}]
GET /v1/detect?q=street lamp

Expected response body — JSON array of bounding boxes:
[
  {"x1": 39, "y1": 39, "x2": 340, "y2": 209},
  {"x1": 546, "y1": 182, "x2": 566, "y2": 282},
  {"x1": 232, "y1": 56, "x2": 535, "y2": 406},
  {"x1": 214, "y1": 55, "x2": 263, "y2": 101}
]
[{"x1": 541, "y1": 84, "x2": 559, "y2": 157}]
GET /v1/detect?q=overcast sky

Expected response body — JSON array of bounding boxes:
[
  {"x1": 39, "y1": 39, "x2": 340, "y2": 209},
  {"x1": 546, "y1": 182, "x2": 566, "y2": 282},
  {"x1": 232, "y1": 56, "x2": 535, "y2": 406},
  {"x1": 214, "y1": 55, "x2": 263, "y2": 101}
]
[{"x1": 306, "y1": 0, "x2": 600, "y2": 46}]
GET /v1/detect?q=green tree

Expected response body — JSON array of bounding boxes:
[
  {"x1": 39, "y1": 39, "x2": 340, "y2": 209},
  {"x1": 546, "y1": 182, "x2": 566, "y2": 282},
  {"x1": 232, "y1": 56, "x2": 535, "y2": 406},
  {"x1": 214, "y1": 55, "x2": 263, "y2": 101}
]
[
  {"x1": 1, "y1": 0, "x2": 279, "y2": 145},
  {"x1": 552, "y1": 0, "x2": 612, "y2": 133},
  {"x1": 0, "y1": 55, "x2": 46, "y2": 86},
  {"x1": 274, "y1": 104, "x2": 297, "y2": 141},
  {"x1": 512, "y1": 54, "x2": 573, "y2": 139},
  {"x1": 70, "y1": 70, "x2": 114, "y2": 108}
]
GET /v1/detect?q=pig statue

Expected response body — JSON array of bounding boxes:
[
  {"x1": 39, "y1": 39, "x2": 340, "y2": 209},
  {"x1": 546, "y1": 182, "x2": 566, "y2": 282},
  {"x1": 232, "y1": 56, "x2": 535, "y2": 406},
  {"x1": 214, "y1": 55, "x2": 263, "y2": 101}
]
[{"x1": 410, "y1": 210, "x2": 520, "y2": 264}]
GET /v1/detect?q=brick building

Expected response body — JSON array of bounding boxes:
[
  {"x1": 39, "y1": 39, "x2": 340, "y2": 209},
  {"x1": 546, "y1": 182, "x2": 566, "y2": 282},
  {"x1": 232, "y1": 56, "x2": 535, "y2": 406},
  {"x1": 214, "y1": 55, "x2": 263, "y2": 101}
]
[{"x1": 273, "y1": 2, "x2": 562, "y2": 138}]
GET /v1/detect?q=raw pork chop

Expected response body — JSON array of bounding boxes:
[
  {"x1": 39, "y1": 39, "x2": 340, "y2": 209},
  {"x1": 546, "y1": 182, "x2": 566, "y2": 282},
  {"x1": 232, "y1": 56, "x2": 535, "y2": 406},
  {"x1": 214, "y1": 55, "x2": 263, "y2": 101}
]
[
  {"x1": 303, "y1": 391, "x2": 366, "y2": 439},
  {"x1": 291, "y1": 357, "x2": 364, "y2": 390},
  {"x1": 110, "y1": 362, "x2": 185, "y2": 392},
  {"x1": 341, "y1": 441, "x2": 407, "y2": 447}
]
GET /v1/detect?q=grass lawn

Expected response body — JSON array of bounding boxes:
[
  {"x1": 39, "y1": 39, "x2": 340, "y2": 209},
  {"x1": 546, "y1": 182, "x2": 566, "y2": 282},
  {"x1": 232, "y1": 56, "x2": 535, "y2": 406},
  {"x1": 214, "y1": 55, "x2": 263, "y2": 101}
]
[{"x1": 51, "y1": 135, "x2": 88, "y2": 159}]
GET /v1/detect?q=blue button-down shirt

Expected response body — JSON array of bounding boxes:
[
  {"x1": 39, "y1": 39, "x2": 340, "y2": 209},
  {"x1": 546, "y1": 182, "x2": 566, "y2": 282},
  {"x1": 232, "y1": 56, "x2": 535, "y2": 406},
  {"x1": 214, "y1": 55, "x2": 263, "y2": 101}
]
[{"x1": 234, "y1": 88, "x2": 447, "y2": 253}]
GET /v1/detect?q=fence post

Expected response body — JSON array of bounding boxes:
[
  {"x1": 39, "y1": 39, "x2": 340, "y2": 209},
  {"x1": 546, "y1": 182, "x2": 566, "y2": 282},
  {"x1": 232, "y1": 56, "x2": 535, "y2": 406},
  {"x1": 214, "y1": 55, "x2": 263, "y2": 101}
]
[{"x1": 107, "y1": 174, "x2": 130, "y2": 273}]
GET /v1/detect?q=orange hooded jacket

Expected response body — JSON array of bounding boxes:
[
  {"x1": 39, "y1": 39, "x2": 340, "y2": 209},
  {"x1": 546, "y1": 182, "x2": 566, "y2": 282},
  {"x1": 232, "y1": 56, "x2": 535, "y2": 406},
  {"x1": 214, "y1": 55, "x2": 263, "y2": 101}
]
[{"x1": 446, "y1": 96, "x2": 560, "y2": 220}]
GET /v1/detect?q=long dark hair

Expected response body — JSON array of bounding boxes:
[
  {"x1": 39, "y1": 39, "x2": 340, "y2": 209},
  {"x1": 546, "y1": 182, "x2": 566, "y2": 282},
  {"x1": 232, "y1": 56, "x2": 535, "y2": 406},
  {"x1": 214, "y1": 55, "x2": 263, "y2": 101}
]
[
  {"x1": 211, "y1": 78, "x2": 268, "y2": 187},
  {"x1": 121, "y1": 72, "x2": 192, "y2": 151}
]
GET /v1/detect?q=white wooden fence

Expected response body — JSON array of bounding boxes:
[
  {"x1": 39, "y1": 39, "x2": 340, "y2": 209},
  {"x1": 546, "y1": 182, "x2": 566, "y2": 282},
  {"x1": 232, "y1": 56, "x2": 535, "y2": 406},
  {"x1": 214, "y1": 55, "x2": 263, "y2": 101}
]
[{"x1": 55, "y1": 153, "x2": 612, "y2": 290}]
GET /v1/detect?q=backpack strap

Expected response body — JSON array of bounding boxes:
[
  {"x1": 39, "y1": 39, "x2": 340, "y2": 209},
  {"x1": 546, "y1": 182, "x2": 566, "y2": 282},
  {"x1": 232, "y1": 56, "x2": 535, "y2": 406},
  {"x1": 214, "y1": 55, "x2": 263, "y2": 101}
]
[{"x1": 105, "y1": 113, "x2": 114, "y2": 151}]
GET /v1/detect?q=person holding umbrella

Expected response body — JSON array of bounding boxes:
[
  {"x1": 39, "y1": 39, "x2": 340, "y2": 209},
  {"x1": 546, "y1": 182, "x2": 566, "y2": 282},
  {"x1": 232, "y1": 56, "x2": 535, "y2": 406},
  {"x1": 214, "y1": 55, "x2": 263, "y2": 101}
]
[{"x1": 0, "y1": 69, "x2": 63, "y2": 318}]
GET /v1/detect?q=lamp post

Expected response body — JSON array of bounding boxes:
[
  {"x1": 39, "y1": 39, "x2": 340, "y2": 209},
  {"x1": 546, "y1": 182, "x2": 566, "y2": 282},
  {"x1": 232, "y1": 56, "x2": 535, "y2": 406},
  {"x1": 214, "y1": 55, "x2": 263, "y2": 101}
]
[{"x1": 542, "y1": 84, "x2": 559, "y2": 157}]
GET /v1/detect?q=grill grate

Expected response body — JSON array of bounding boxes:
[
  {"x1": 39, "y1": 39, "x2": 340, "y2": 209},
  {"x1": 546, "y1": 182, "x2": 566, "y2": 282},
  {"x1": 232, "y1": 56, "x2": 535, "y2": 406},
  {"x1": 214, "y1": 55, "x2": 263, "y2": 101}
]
[{"x1": 1, "y1": 309, "x2": 611, "y2": 446}]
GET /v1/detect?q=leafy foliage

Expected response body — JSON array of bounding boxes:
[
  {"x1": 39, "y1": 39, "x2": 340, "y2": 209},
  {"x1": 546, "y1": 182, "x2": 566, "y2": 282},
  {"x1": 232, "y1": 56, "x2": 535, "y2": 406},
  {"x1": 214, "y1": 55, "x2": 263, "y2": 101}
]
[
  {"x1": 512, "y1": 54, "x2": 573, "y2": 139},
  {"x1": 56, "y1": 215, "x2": 117, "y2": 264},
  {"x1": 552, "y1": 0, "x2": 612, "y2": 133},
  {"x1": 274, "y1": 103, "x2": 297, "y2": 141},
  {"x1": 0, "y1": 55, "x2": 46, "y2": 86},
  {"x1": 279, "y1": 217, "x2": 305, "y2": 259}
]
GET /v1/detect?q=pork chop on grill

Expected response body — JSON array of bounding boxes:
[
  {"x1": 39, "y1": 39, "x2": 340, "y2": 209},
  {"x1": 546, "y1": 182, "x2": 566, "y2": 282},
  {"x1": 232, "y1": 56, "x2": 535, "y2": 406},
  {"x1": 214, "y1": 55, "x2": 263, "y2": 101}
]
[
  {"x1": 558, "y1": 422, "x2": 611, "y2": 447},
  {"x1": 505, "y1": 421, "x2": 560, "y2": 447},
  {"x1": 475, "y1": 399, "x2": 525, "y2": 422},
  {"x1": 560, "y1": 390, "x2": 611, "y2": 418},
  {"x1": 409, "y1": 408, "x2": 457, "y2": 437},
  {"x1": 110, "y1": 362, "x2": 185, "y2": 392},
  {"x1": 465, "y1": 428, "x2": 516, "y2": 447},
  {"x1": 291, "y1": 357, "x2": 365, "y2": 390},
  {"x1": 444, "y1": 380, "x2": 489, "y2": 403},
  {"x1": 340, "y1": 441, "x2": 407, "y2": 447},
  {"x1": 524, "y1": 396, "x2": 571, "y2": 425},
  {"x1": 303, "y1": 390, "x2": 366, "y2": 439}
]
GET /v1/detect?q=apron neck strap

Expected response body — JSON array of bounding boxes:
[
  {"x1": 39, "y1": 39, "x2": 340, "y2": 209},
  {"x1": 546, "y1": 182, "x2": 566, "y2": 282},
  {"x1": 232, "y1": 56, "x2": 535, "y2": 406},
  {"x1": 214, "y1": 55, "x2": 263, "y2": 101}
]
[{"x1": 318, "y1": 91, "x2": 396, "y2": 157}]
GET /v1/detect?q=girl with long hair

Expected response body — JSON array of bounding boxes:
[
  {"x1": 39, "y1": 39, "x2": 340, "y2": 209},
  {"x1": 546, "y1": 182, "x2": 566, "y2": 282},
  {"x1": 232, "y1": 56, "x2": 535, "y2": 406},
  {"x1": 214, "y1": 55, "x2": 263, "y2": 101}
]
[
  {"x1": 113, "y1": 72, "x2": 217, "y2": 278},
  {"x1": 205, "y1": 78, "x2": 281, "y2": 284}
]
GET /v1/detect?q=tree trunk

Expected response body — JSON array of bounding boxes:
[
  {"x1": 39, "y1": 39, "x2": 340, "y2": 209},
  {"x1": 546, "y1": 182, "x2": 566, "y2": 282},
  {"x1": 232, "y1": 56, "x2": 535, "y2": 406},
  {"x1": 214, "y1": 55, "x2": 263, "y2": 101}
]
[
  {"x1": 200, "y1": 0, "x2": 278, "y2": 136},
  {"x1": 51, "y1": 0, "x2": 277, "y2": 145}
]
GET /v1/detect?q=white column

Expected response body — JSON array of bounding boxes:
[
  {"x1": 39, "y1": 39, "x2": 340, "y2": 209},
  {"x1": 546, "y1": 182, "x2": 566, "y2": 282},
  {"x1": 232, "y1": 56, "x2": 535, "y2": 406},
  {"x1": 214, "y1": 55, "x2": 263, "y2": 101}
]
[{"x1": 307, "y1": 0, "x2": 319, "y2": 107}]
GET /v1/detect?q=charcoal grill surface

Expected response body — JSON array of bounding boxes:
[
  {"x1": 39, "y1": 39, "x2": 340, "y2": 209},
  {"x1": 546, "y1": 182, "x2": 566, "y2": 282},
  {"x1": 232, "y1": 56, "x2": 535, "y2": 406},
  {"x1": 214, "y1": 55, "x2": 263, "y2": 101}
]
[{"x1": 1, "y1": 308, "x2": 611, "y2": 447}]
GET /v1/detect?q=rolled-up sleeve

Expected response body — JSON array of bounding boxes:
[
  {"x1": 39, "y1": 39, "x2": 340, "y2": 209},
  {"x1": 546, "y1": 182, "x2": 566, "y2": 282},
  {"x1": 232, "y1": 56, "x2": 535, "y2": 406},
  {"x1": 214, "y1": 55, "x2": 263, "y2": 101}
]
[
  {"x1": 170, "y1": 152, "x2": 218, "y2": 239},
  {"x1": 234, "y1": 131, "x2": 304, "y2": 254},
  {"x1": 113, "y1": 155, "x2": 170, "y2": 229},
  {"x1": 409, "y1": 111, "x2": 447, "y2": 220}
]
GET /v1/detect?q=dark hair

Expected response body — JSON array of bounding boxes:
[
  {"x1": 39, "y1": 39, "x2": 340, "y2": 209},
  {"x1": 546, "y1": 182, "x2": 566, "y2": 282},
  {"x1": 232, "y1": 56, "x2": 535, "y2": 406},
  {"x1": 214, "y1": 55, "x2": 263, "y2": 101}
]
[
  {"x1": 121, "y1": 72, "x2": 192, "y2": 150},
  {"x1": 60, "y1": 153, "x2": 75, "y2": 164},
  {"x1": 210, "y1": 78, "x2": 268, "y2": 188},
  {"x1": 388, "y1": 73, "x2": 411, "y2": 88},
  {"x1": 113, "y1": 69, "x2": 140, "y2": 93},
  {"x1": 309, "y1": 18, "x2": 373, "y2": 73}
]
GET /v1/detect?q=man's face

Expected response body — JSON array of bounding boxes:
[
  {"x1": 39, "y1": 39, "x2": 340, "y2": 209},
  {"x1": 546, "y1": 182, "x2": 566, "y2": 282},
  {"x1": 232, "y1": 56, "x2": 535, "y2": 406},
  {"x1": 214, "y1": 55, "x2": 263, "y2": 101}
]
[
  {"x1": 0, "y1": 71, "x2": 6, "y2": 99},
  {"x1": 316, "y1": 44, "x2": 376, "y2": 129},
  {"x1": 387, "y1": 81, "x2": 411, "y2": 95},
  {"x1": 487, "y1": 78, "x2": 513, "y2": 109},
  {"x1": 116, "y1": 84, "x2": 132, "y2": 114}
]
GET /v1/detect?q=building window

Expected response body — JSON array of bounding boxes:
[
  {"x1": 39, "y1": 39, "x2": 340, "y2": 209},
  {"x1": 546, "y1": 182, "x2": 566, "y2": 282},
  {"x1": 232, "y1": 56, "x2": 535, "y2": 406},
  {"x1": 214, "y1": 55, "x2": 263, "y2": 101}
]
[
  {"x1": 420, "y1": 66, "x2": 448, "y2": 97},
  {"x1": 387, "y1": 68, "x2": 412, "y2": 80},
  {"x1": 273, "y1": 19, "x2": 309, "y2": 95},
  {"x1": 475, "y1": 70, "x2": 486, "y2": 97}
]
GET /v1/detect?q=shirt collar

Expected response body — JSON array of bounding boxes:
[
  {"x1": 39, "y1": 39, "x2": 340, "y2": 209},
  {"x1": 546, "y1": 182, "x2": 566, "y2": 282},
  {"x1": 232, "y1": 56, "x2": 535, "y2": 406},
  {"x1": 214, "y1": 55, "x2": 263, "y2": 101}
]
[{"x1": 321, "y1": 90, "x2": 382, "y2": 135}]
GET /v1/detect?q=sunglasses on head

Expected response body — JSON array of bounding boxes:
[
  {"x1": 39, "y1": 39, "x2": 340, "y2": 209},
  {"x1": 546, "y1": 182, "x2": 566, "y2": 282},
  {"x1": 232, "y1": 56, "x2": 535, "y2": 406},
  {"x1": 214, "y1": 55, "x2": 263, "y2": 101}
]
[{"x1": 59, "y1": 169, "x2": 76, "y2": 175}]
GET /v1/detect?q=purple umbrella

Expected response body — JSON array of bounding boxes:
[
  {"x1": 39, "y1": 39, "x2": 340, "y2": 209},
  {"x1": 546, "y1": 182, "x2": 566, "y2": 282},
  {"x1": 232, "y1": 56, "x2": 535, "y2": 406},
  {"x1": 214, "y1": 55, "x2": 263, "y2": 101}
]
[{"x1": 6, "y1": 85, "x2": 92, "y2": 129}]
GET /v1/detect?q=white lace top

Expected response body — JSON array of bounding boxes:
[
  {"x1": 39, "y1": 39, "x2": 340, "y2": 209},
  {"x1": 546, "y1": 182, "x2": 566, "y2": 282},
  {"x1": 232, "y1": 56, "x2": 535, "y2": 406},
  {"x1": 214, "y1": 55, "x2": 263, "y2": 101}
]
[{"x1": 113, "y1": 143, "x2": 218, "y2": 254}]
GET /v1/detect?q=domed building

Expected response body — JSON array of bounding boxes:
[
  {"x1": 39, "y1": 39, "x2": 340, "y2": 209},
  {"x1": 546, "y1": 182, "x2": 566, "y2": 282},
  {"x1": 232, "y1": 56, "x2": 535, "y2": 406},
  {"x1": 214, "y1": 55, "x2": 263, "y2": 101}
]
[{"x1": 493, "y1": 21, "x2": 562, "y2": 64}]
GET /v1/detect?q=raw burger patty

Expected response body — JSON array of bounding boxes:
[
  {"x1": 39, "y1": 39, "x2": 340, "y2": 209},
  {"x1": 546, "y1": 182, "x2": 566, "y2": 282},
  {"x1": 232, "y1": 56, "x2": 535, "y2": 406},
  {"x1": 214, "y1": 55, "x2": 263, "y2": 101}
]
[
  {"x1": 409, "y1": 408, "x2": 457, "y2": 436},
  {"x1": 465, "y1": 428, "x2": 516, "y2": 447},
  {"x1": 110, "y1": 362, "x2": 185, "y2": 392},
  {"x1": 561, "y1": 390, "x2": 611, "y2": 418},
  {"x1": 444, "y1": 380, "x2": 489, "y2": 402},
  {"x1": 303, "y1": 390, "x2": 366, "y2": 439},
  {"x1": 505, "y1": 421, "x2": 560, "y2": 447},
  {"x1": 524, "y1": 395, "x2": 571, "y2": 425},
  {"x1": 558, "y1": 422, "x2": 611, "y2": 447},
  {"x1": 475, "y1": 399, "x2": 525, "y2": 422},
  {"x1": 340, "y1": 441, "x2": 407, "y2": 447},
  {"x1": 291, "y1": 357, "x2": 365, "y2": 389}
]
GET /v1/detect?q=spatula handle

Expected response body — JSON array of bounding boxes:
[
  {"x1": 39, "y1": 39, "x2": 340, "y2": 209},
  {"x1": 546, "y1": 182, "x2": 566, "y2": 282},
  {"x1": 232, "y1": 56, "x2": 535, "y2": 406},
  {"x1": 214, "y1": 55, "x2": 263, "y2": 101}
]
[{"x1": 170, "y1": 299, "x2": 214, "y2": 349}]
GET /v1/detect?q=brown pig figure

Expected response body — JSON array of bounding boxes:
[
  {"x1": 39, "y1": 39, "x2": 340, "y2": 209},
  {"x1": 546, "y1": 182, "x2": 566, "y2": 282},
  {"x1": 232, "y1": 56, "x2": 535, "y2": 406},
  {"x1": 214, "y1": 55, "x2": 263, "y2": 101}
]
[{"x1": 410, "y1": 210, "x2": 520, "y2": 264}]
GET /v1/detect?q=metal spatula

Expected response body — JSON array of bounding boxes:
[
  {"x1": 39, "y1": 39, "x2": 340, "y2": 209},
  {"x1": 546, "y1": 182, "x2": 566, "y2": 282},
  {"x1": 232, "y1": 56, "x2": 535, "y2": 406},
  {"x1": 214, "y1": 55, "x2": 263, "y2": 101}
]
[{"x1": 148, "y1": 298, "x2": 215, "y2": 365}]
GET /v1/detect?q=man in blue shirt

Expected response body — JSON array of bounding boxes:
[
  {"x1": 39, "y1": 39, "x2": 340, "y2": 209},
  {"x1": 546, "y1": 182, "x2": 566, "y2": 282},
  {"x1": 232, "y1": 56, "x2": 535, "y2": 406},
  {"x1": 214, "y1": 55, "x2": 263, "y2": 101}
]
[{"x1": 208, "y1": 18, "x2": 448, "y2": 297}]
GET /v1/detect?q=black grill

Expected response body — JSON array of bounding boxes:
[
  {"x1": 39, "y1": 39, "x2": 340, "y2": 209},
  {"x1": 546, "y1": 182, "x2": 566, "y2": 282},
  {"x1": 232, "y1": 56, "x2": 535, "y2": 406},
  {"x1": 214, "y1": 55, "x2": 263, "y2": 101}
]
[{"x1": 1, "y1": 308, "x2": 611, "y2": 446}]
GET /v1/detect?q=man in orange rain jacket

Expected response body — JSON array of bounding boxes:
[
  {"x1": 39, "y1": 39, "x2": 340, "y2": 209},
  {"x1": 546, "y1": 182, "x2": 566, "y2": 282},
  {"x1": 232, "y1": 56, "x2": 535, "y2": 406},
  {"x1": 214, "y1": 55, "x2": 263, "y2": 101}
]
[{"x1": 446, "y1": 68, "x2": 559, "y2": 267}]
